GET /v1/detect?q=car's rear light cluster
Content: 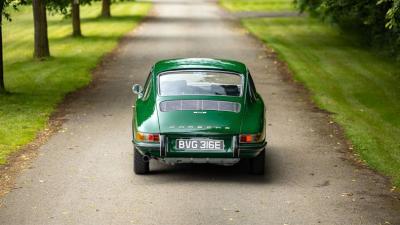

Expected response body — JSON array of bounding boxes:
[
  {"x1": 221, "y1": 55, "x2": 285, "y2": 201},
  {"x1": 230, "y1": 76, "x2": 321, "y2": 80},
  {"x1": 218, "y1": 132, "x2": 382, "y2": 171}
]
[
  {"x1": 135, "y1": 132, "x2": 160, "y2": 143},
  {"x1": 239, "y1": 134, "x2": 263, "y2": 143}
]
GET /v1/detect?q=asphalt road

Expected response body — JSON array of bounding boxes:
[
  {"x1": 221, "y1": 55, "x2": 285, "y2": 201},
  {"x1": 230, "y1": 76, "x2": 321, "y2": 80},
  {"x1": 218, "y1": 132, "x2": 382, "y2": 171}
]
[{"x1": 1, "y1": 0, "x2": 399, "y2": 224}]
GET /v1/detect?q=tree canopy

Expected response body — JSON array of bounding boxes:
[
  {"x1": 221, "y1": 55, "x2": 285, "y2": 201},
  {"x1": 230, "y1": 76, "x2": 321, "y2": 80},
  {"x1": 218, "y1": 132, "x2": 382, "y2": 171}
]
[
  {"x1": 1, "y1": 0, "x2": 27, "y2": 21},
  {"x1": 296, "y1": 0, "x2": 400, "y2": 56}
]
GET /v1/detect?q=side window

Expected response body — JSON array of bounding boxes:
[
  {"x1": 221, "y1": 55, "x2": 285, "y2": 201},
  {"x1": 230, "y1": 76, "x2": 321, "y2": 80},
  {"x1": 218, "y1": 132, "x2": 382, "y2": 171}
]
[
  {"x1": 143, "y1": 72, "x2": 152, "y2": 100},
  {"x1": 248, "y1": 72, "x2": 257, "y2": 100}
]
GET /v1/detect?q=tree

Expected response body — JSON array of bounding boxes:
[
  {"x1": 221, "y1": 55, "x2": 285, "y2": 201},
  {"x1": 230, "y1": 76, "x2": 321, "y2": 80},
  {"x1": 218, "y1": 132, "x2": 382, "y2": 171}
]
[
  {"x1": 48, "y1": 0, "x2": 93, "y2": 37},
  {"x1": 71, "y1": 0, "x2": 81, "y2": 36},
  {"x1": 0, "y1": 1, "x2": 5, "y2": 92},
  {"x1": 69, "y1": 0, "x2": 93, "y2": 37},
  {"x1": 0, "y1": 0, "x2": 24, "y2": 92},
  {"x1": 32, "y1": 0, "x2": 50, "y2": 58},
  {"x1": 101, "y1": 0, "x2": 110, "y2": 18}
]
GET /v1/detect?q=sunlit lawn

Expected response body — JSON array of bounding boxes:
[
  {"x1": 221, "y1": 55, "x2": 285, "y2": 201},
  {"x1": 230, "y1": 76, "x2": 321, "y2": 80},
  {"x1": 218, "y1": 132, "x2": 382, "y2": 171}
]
[
  {"x1": 0, "y1": 1, "x2": 151, "y2": 163},
  {"x1": 220, "y1": 0, "x2": 295, "y2": 12}
]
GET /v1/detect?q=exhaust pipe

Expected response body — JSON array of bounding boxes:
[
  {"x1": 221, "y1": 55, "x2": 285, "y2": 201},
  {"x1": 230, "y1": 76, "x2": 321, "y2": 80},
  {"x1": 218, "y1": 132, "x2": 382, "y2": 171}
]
[{"x1": 142, "y1": 155, "x2": 150, "y2": 162}]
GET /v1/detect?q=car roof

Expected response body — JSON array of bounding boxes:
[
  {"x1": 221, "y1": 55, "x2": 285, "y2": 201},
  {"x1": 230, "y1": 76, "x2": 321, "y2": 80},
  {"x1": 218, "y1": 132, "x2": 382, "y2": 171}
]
[{"x1": 153, "y1": 58, "x2": 248, "y2": 75}]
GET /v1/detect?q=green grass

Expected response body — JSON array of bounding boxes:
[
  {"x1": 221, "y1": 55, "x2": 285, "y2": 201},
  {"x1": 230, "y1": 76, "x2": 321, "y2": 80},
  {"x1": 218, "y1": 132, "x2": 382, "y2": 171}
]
[
  {"x1": 221, "y1": 0, "x2": 400, "y2": 186},
  {"x1": 220, "y1": 0, "x2": 295, "y2": 12},
  {"x1": 0, "y1": 1, "x2": 151, "y2": 164}
]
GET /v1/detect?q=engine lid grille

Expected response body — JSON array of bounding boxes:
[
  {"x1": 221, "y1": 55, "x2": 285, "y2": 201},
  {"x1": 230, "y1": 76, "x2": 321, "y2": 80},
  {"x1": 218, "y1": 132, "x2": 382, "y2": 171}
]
[{"x1": 159, "y1": 100, "x2": 241, "y2": 113}]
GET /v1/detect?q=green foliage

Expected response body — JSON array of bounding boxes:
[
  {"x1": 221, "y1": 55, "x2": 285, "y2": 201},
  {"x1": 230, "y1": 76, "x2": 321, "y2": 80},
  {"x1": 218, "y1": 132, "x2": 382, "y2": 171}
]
[
  {"x1": 18, "y1": 0, "x2": 94, "y2": 16},
  {"x1": 46, "y1": 0, "x2": 93, "y2": 16},
  {"x1": 1, "y1": 0, "x2": 27, "y2": 21},
  {"x1": 296, "y1": 0, "x2": 400, "y2": 56},
  {"x1": 0, "y1": 1, "x2": 151, "y2": 164}
]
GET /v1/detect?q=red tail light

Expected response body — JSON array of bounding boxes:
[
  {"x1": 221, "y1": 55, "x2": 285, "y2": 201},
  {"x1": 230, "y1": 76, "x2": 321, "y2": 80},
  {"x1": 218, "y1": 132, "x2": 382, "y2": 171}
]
[
  {"x1": 148, "y1": 134, "x2": 160, "y2": 142},
  {"x1": 240, "y1": 135, "x2": 253, "y2": 143},
  {"x1": 239, "y1": 134, "x2": 263, "y2": 143},
  {"x1": 135, "y1": 132, "x2": 160, "y2": 143}
]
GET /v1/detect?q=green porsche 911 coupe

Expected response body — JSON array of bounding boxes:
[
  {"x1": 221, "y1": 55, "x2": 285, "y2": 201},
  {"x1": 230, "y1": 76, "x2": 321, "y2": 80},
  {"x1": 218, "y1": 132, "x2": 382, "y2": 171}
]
[{"x1": 132, "y1": 58, "x2": 267, "y2": 174}]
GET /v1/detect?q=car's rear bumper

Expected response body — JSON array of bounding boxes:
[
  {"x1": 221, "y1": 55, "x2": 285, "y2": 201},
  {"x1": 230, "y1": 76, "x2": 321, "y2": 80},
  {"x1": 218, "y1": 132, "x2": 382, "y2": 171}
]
[
  {"x1": 132, "y1": 139, "x2": 266, "y2": 159},
  {"x1": 161, "y1": 158, "x2": 240, "y2": 166}
]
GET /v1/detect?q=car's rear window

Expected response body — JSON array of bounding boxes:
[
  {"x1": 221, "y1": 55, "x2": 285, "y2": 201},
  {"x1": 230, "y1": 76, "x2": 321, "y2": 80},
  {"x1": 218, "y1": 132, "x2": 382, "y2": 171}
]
[{"x1": 158, "y1": 71, "x2": 243, "y2": 97}]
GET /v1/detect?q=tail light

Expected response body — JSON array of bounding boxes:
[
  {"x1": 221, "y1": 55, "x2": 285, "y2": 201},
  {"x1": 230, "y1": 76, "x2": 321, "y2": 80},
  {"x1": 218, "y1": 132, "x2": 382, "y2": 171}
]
[
  {"x1": 135, "y1": 132, "x2": 160, "y2": 143},
  {"x1": 239, "y1": 134, "x2": 263, "y2": 143}
]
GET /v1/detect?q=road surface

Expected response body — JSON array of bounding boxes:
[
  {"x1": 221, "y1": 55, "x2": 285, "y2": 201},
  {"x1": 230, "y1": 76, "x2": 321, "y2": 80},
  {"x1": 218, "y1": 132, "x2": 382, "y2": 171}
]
[{"x1": 1, "y1": 0, "x2": 399, "y2": 224}]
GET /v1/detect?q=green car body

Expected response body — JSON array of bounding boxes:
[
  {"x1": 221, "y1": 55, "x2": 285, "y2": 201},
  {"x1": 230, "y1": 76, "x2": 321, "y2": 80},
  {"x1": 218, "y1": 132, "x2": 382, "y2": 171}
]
[{"x1": 132, "y1": 58, "x2": 267, "y2": 174}]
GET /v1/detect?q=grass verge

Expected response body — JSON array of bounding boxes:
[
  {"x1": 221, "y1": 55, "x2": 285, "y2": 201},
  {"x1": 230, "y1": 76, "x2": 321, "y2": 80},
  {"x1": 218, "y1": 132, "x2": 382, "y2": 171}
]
[
  {"x1": 0, "y1": 1, "x2": 151, "y2": 164},
  {"x1": 220, "y1": 0, "x2": 295, "y2": 12},
  {"x1": 220, "y1": 0, "x2": 400, "y2": 186}
]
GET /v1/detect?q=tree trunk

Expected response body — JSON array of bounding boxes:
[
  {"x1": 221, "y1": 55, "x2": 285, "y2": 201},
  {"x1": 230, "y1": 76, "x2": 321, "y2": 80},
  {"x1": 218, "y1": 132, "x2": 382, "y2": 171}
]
[
  {"x1": 101, "y1": 0, "x2": 111, "y2": 18},
  {"x1": 0, "y1": 3, "x2": 4, "y2": 93},
  {"x1": 72, "y1": 0, "x2": 82, "y2": 37},
  {"x1": 32, "y1": 0, "x2": 50, "y2": 58},
  {"x1": 0, "y1": 19, "x2": 4, "y2": 92}
]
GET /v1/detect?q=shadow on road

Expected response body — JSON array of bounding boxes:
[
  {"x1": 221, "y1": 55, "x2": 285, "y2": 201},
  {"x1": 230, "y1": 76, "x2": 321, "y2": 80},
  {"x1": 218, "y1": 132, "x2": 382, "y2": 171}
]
[{"x1": 144, "y1": 149, "x2": 284, "y2": 185}]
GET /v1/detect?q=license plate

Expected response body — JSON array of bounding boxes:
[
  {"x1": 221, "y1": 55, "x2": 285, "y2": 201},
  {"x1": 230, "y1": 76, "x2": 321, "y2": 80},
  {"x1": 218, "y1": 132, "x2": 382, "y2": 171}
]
[{"x1": 176, "y1": 139, "x2": 224, "y2": 151}]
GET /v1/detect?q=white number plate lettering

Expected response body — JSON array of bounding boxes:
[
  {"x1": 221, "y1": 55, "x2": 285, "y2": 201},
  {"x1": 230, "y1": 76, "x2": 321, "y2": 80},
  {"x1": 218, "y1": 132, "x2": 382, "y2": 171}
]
[{"x1": 176, "y1": 139, "x2": 224, "y2": 151}]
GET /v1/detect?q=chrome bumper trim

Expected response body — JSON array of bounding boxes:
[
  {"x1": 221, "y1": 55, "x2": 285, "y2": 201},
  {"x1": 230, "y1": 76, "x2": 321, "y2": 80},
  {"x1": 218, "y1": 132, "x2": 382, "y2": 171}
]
[{"x1": 160, "y1": 158, "x2": 240, "y2": 166}]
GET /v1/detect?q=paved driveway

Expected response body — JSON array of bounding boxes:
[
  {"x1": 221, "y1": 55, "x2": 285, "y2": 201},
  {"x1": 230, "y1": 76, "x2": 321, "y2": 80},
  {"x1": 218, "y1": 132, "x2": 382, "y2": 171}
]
[{"x1": 1, "y1": 0, "x2": 399, "y2": 224}]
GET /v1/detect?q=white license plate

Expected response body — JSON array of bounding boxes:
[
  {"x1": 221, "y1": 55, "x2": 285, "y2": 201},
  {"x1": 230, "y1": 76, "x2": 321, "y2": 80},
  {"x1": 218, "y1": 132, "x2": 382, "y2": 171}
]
[{"x1": 176, "y1": 139, "x2": 224, "y2": 151}]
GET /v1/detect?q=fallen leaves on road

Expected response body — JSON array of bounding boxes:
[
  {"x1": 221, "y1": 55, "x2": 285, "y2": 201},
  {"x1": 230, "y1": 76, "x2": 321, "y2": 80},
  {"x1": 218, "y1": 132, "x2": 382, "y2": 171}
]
[
  {"x1": 223, "y1": 208, "x2": 240, "y2": 212},
  {"x1": 341, "y1": 192, "x2": 354, "y2": 197},
  {"x1": 314, "y1": 180, "x2": 330, "y2": 187}
]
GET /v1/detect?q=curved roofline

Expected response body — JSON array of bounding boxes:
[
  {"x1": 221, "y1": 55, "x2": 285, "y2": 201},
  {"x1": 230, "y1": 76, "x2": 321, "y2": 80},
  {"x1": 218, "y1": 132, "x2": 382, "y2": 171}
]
[{"x1": 153, "y1": 58, "x2": 248, "y2": 75}]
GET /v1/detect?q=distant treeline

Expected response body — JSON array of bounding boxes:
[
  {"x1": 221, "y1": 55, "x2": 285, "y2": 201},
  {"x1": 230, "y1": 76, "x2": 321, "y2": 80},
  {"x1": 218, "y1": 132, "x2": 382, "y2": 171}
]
[{"x1": 296, "y1": 0, "x2": 400, "y2": 57}]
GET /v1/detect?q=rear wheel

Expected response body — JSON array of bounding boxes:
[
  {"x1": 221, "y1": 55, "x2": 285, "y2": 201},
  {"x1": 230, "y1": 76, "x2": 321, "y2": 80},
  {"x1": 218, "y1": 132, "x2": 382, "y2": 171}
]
[
  {"x1": 249, "y1": 149, "x2": 265, "y2": 175},
  {"x1": 134, "y1": 147, "x2": 149, "y2": 175}
]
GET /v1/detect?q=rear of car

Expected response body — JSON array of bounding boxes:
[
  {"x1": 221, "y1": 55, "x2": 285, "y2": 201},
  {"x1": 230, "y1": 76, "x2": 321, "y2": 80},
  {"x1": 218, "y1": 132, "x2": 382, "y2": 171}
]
[{"x1": 132, "y1": 59, "x2": 266, "y2": 174}]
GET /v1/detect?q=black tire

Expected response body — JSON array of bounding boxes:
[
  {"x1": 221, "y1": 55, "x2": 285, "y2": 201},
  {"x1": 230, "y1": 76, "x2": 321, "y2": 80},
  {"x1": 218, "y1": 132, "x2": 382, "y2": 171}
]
[
  {"x1": 134, "y1": 147, "x2": 149, "y2": 175},
  {"x1": 249, "y1": 149, "x2": 265, "y2": 175}
]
